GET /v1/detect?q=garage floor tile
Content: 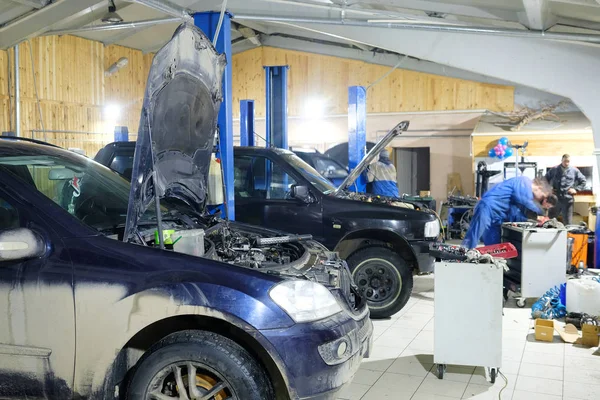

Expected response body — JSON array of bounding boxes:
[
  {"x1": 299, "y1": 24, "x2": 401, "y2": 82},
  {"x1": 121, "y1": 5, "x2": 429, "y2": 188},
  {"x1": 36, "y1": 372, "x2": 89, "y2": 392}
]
[{"x1": 340, "y1": 275, "x2": 600, "y2": 400}]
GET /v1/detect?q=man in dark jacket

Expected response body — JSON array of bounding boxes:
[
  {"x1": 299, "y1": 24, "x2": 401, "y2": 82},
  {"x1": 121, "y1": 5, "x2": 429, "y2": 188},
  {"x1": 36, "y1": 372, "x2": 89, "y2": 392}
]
[{"x1": 545, "y1": 154, "x2": 587, "y2": 225}]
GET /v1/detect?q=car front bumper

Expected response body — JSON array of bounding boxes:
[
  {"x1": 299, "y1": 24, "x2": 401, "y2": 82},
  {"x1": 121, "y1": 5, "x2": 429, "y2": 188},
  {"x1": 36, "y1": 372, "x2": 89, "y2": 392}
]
[
  {"x1": 260, "y1": 309, "x2": 373, "y2": 400},
  {"x1": 410, "y1": 240, "x2": 436, "y2": 273}
]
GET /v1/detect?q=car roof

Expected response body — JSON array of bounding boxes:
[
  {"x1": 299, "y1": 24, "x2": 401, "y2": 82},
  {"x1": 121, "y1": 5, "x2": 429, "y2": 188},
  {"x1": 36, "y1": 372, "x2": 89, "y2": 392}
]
[{"x1": 0, "y1": 137, "x2": 94, "y2": 163}]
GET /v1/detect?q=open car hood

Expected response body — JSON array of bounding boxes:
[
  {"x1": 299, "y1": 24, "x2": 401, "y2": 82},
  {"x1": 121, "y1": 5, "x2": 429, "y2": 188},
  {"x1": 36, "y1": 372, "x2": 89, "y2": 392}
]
[
  {"x1": 124, "y1": 24, "x2": 226, "y2": 242},
  {"x1": 334, "y1": 121, "x2": 409, "y2": 195}
]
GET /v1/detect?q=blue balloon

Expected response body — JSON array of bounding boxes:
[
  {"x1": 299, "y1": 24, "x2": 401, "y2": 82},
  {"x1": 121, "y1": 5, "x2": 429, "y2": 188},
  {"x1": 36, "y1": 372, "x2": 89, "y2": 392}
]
[
  {"x1": 505, "y1": 147, "x2": 514, "y2": 158},
  {"x1": 499, "y1": 137, "x2": 509, "y2": 146},
  {"x1": 488, "y1": 148, "x2": 496, "y2": 158}
]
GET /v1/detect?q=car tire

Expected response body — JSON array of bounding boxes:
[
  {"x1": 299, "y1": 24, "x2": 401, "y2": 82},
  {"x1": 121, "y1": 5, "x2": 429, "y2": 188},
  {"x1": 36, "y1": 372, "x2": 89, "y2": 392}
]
[
  {"x1": 127, "y1": 330, "x2": 274, "y2": 400},
  {"x1": 347, "y1": 246, "x2": 413, "y2": 319}
]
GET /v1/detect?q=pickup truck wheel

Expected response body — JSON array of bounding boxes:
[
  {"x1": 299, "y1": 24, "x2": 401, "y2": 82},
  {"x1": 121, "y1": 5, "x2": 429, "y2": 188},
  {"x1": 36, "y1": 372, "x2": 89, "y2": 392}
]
[
  {"x1": 348, "y1": 246, "x2": 413, "y2": 319},
  {"x1": 127, "y1": 330, "x2": 274, "y2": 400}
]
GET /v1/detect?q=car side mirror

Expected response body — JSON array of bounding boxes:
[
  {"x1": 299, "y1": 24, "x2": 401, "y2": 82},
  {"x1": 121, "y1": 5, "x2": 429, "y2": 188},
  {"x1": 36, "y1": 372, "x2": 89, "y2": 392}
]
[
  {"x1": 0, "y1": 228, "x2": 46, "y2": 261},
  {"x1": 290, "y1": 185, "x2": 313, "y2": 203}
]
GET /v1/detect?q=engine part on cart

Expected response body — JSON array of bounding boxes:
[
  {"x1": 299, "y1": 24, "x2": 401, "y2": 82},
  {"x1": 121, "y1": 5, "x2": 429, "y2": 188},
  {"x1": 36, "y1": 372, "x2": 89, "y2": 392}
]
[
  {"x1": 542, "y1": 218, "x2": 565, "y2": 229},
  {"x1": 446, "y1": 195, "x2": 478, "y2": 207},
  {"x1": 429, "y1": 243, "x2": 468, "y2": 261}
]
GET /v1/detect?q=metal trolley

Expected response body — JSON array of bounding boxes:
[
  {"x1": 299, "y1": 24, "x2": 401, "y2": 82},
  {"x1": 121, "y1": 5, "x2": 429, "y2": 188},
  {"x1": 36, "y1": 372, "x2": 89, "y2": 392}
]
[{"x1": 434, "y1": 261, "x2": 503, "y2": 383}]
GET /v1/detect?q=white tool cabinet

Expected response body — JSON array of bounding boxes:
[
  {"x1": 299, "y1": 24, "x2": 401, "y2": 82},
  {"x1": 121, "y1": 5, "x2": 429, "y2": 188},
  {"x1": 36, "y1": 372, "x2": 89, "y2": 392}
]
[{"x1": 434, "y1": 261, "x2": 503, "y2": 382}]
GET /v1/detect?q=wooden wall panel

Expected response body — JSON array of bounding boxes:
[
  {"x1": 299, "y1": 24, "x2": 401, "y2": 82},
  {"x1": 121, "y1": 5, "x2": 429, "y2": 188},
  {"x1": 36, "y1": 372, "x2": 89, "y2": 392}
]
[
  {"x1": 473, "y1": 133, "x2": 594, "y2": 157},
  {"x1": 234, "y1": 47, "x2": 515, "y2": 118},
  {"x1": 0, "y1": 36, "x2": 152, "y2": 155}
]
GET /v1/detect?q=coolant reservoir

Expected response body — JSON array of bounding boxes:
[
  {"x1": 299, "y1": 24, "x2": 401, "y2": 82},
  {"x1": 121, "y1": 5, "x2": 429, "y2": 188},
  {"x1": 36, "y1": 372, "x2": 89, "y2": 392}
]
[
  {"x1": 566, "y1": 278, "x2": 600, "y2": 315},
  {"x1": 207, "y1": 154, "x2": 224, "y2": 205}
]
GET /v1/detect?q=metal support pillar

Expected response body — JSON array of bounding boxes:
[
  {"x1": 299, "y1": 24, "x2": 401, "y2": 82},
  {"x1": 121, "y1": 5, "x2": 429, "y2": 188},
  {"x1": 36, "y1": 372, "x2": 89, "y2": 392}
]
[
  {"x1": 194, "y1": 11, "x2": 234, "y2": 220},
  {"x1": 264, "y1": 65, "x2": 289, "y2": 149},
  {"x1": 240, "y1": 100, "x2": 255, "y2": 146},
  {"x1": 14, "y1": 44, "x2": 20, "y2": 137},
  {"x1": 114, "y1": 126, "x2": 129, "y2": 142},
  {"x1": 348, "y1": 86, "x2": 367, "y2": 193}
]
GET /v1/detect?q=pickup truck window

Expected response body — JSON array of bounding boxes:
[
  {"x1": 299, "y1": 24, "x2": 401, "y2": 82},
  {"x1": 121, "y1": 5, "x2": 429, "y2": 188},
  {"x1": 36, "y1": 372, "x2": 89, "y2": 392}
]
[
  {"x1": 234, "y1": 155, "x2": 298, "y2": 200},
  {"x1": 280, "y1": 153, "x2": 336, "y2": 195}
]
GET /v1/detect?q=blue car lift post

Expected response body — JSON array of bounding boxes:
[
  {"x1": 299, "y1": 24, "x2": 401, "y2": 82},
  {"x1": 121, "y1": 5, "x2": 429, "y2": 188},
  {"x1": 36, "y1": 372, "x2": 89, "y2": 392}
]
[
  {"x1": 264, "y1": 66, "x2": 289, "y2": 149},
  {"x1": 240, "y1": 100, "x2": 255, "y2": 146},
  {"x1": 194, "y1": 11, "x2": 235, "y2": 220},
  {"x1": 348, "y1": 86, "x2": 367, "y2": 193}
]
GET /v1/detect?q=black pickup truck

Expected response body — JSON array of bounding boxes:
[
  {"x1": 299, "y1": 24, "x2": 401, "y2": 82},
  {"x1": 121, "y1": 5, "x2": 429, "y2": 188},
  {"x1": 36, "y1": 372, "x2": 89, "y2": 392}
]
[{"x1": 94, "y1": 122, "x2": 440, "y2": 318}]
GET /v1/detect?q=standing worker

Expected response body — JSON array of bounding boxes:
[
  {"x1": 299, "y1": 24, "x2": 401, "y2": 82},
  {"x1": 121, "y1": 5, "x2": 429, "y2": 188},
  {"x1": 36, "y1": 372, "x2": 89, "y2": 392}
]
[
  {"x1": 366, "y1": 149, "x2": 400, "y2": 197},
  {"x1": 545, "y1": 154, "x2": 587, "y2": 225},
  {"x1": 463, "y1": 177, "x2": 556, "y2": 249}
]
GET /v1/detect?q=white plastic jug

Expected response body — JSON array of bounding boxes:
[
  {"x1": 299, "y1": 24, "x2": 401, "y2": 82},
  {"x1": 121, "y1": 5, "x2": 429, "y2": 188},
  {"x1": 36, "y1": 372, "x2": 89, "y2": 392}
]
[
  {"x1": 173, "y1": 229, "x2": 205, "y2": 257},
  {"x1": 566, "y1": 278, "x2": 600, "y2": 315}
]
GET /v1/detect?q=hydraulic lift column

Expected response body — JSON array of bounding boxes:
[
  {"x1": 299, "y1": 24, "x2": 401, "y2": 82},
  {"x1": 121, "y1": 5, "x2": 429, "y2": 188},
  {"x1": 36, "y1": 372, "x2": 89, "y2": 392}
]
[
  {"x1": 194, "y1": 11, "x2": 235, "y2": 220},
  {"x1": 264, "y1": 66, "x2": 289, "y2": 149},
  {"x1": 348, "y1": 86, "x2": 367, "y2": 193},
  {"x1": 240, "y1": 100, "x2": 255, "y2": 146}
]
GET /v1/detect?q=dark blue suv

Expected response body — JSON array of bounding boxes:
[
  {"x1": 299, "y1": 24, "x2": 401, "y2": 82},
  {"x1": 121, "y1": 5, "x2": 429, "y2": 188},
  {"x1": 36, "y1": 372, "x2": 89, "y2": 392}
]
[{"x1": 0, "y1": 23, "x2": 371, "y2": 400}]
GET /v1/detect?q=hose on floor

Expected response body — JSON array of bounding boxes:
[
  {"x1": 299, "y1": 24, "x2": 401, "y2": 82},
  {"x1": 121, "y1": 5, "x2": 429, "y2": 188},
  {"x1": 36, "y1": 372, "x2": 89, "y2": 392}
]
[{"x1": 498, "y1": 370, "x2": 508, "y2": 400}]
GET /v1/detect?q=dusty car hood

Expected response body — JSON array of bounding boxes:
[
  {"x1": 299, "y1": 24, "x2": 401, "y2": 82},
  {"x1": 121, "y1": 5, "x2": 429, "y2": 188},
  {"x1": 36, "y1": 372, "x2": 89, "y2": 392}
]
[
  {"x1": 124, "y1": 23, "x2": 226, "y2": 242},
  {"x1": 334, "y1": 120, "x2": 409, "y2": 195}
]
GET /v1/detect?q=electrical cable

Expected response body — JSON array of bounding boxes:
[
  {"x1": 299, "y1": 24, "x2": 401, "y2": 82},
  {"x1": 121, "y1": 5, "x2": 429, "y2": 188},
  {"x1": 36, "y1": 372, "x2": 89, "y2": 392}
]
[
  {"x1": 366, "y1": 55, "x2": 408, "y2": 92},
  {"x1": 26, "y1": 39, "x2": 45, "y2": 134},
  {"x1": 213, "y1": 0, "x2": 228, "y2": 47},
  {"x1": 498, "y1": 370, "x2": 508, "y2": 400}
]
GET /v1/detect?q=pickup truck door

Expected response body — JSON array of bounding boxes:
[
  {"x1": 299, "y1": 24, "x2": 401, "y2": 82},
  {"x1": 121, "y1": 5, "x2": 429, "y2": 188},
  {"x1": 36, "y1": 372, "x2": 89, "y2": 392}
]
[
  {"x1": 234, "y1": 154, "x2": 324, "y2": 241},
  {"x1": 0, "y1": 179, "x2": 75, "y2": 399}
]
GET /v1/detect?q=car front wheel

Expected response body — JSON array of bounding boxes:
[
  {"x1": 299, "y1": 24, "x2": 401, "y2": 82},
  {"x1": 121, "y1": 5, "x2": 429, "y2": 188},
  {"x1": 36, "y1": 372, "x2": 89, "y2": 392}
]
[
  {"x1": 127, "y1": 330, "x2": 274, "y2": 400},
  {"x1": 347, "y1": 246, "x2": 414, "y2": 319}
]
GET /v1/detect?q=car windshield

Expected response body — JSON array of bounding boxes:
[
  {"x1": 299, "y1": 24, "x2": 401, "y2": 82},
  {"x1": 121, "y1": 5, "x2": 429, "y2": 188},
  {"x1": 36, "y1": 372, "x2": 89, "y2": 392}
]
[
  {"x1": 0, "y1": 153, "x2": 135, "y2": 231},
  {"x1": 312, "y1": 155, "x2": 348, "y2": 179},
  {"x1": 280, "y1": 153, "x2": 337, "y2": 195}
]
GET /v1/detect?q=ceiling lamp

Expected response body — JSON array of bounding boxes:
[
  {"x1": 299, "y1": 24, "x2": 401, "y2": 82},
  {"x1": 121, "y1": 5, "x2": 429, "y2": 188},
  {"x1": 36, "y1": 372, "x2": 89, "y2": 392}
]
[{"x1": 102, "y1": 0, "x2": 123, "y2": 23}]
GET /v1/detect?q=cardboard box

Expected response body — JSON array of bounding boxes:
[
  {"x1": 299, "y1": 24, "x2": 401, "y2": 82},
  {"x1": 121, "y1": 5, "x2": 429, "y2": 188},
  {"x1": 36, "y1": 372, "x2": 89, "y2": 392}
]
[
  {"x1": 420, "y1": 191, "x2": 431, "y2": 197},
  {"x1": 534, "y1": 319, "x2": 555, "y2": 342},
  {"x1": 582, "y1": 324, "x2": 600, "y2": 347}
]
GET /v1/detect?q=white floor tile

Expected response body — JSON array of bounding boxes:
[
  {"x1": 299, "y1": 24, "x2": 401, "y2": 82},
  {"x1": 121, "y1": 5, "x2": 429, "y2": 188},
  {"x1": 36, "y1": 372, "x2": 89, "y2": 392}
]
[
  {"x1": 336, "y1": 382, "x2": 371, "y2": 400},
  {"x1": 511, "y1": 390, "x2": 561, "y2": 400},
  {"x1": 417, "y1": 377, "x2": 469, "y2": 398},
  {"x1": 498, "y1": 360, "x2": 520, "y2": 375},
  {"x1": 352, "y1": 368, "x2": 384, "y2": 386},
  {"x1": 563, "y1": 380, "x2": 600, "y2": 400},
  {"x1": 387, "y1": 355, "x2": 433, "y2": 377},
  {"x1": 426, "y1": 365, "x2": 474, "y2": 383},
  {"x1": 392, "y1": 317, "x2": 430, "y2": 330},
  {"x1": 564, "y1": 344, "x2": 600, "y2": 358},
  {"x1": 380, "y1": 326, "x2": 422, "y2": 340},
  {"x1": 461, "y1": 383, "x2": 513, "y2": 400},
  {"x1": 520, "y1": 350, "x2": 564, "y2": 367},
  {"x1": 411, "y1": 391, "x2": 460, "y2": 400},
  {"x1": 517, "y1": 362, "x2": 563, "y2": 381},
  {"x1": 564, "y1": 367, "x2": 600, "y2": 385},
  {"x1": 360, "y1": 372, "x2": 423, "y2": 400},
  {"x1": 470, "y1": 369, "x2": 516, "y2": 389},
  {"x1": 375, "y1": 334, "x2": 413, "y2": 350},
  {"x1": 564, "y1": 354, "x2": 600, "y2": 369},
  {"x1": 524, "y1": 340, "x2": 565, "y2": 355},
  {"x1": 514, "y1": 376, "x2": 563, "y2": 396},
  {"x1": 360, "y1": 345, "x2": 402, "y2": 372}
]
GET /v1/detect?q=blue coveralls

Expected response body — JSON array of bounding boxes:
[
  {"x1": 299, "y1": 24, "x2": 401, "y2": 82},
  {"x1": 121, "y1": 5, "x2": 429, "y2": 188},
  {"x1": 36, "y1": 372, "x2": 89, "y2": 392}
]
[
  {"x1": 462, "y1": 177, "x2": 542, "y2": 249},
  {"x1": 367, "y1": 161, "x2": 400, "y2": 197}
]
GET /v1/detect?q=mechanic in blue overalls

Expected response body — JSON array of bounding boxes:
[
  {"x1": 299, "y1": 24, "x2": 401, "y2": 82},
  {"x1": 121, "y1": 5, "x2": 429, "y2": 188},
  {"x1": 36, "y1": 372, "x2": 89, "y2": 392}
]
[
  {"x1": 366, "y1": 149, "x2": 400, "y2": 197},
  {"x1": 463, "y1": 177, "x2": 556, "y2": 249}
]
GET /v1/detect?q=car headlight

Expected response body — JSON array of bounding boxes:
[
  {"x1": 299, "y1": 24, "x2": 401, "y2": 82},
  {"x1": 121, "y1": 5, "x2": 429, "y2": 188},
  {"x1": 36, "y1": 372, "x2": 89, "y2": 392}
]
[
  {"x1": 269, "y1": 280, "x2": 342, "y2": 323},
  {"x1": 424, "y1": 219, "x2": 440, "y2": 238}
]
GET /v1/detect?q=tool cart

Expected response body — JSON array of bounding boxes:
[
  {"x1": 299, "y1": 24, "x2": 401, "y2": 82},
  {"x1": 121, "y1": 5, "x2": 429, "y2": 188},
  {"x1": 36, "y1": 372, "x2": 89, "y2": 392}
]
[
  {"x1": 501, "y1": 222, "x2": 567, "y2": 308},
  {"x1": 430, "y1": 243, "x2": 515, "y2": 383}
]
